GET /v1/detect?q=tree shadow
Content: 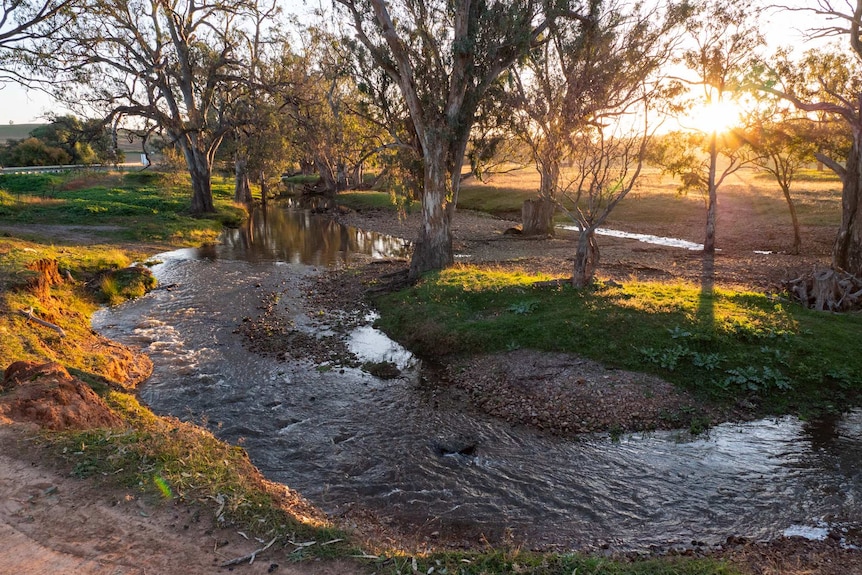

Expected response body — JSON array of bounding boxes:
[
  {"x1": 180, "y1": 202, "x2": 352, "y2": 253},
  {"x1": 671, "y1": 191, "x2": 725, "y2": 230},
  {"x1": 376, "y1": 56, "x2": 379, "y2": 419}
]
[{"x1": 698, "y1": 250, "x2": 716, "y2": 329}]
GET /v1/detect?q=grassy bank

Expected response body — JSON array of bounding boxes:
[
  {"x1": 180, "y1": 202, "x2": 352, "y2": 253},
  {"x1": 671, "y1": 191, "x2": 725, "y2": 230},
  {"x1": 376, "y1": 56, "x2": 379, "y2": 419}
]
[
  {"x1": 374, "y1": 267, "x2": 862, "y2": 418},
  {"x1": 0, "y1": 170, "x2": 357, "y2": 561},
  {"x1": 0, "y1": 171, "x2": 245, "y2": 244}
]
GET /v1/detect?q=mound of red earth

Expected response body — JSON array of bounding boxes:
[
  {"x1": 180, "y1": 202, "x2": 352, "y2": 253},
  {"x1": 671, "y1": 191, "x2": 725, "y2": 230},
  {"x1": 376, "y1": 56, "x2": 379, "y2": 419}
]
[{"x1": 0, "y1": 361, "x2": 123, "y2": 430}]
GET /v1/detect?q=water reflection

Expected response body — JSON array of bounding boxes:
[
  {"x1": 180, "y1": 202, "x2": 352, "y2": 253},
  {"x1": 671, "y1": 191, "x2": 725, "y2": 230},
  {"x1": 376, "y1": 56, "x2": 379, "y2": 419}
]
[{"x1": 205, "y1": 205, "x2": 410, "y2": 264}]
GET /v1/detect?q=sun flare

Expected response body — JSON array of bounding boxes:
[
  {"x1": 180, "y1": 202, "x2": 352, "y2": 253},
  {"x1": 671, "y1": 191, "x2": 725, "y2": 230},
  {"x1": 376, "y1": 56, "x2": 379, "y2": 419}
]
[{"x1": 685, "y1": 100, "x2": 743, "y2": 134}]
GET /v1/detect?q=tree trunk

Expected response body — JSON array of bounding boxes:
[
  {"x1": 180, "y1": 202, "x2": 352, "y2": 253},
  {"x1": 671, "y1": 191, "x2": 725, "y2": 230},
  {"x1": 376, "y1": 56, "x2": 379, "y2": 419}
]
[
  {"x1": 572, "y1": 227, "x2": 599, "y2": 288},
  {"x1": 704, "y1": 131, "x2": 718, "y2": 254},
  {"x1": 537, "y1": 158, "x2": 559, "y2": 202},
  {"x1": 336, "y1": 161, "x2": 348, "y2": 191},
  {"x1": 409, "y1": 139, "x2": 453, "y2": 279},
  {"x1": 778, "y1": 182, "x2": 802, "y2": 255},
  {"x1": 259, "y1": 170, "x2": 268, "y2": 207},
  {"x1": 833, "y1": 130, "x2": 862, "y2": 275},
  {"x1": 351, "y1": 161, "x2": 364, "y2": 189},
  {"x1": 185, "y1": 148, "x2": 215, "y2": 214},
  {"x1": 234, "y1": 155, "x2": 253, "y2": 204},
  {"x1": 314, "y1": 157, "x2": 337, "y2": 195},
  {"x1": 522, "y1": 198, "x2": 556, "y2": 236}
]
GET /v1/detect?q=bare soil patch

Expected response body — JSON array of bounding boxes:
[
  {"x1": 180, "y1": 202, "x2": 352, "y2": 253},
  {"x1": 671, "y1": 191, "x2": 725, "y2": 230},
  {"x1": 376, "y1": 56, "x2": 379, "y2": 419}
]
[
  {"x1": 0, "y1": 425, "x2": 361, "y2": 575},
  {"x1": 446, "y1": 350, "x2": 722, "y2": 435}
]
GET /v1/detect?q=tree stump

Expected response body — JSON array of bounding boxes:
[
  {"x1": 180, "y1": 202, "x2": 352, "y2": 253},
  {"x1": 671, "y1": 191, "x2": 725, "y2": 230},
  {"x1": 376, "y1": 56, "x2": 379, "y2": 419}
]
[
  {"x1": 25, "y1": 259, "x2": 64, "y2": 299},
  {"x1": 521, "y1": 198, "x2": 556, "y2": 237},
  {"x1": 785, "y1": 268, "x2": 862, "y2": 312}
]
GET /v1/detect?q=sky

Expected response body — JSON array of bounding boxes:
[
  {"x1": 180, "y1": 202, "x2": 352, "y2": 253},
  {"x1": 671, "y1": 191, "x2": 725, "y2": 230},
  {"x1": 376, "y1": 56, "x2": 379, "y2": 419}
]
[{"x1": 0, "y1": 0, "x2": 836, "y2": 126}]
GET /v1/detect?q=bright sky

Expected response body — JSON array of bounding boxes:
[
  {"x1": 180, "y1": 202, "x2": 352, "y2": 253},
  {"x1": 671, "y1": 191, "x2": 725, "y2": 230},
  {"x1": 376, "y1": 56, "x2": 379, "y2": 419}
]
[{"x1": 0, "y1": 0, "x2": 837, "y2": 126}]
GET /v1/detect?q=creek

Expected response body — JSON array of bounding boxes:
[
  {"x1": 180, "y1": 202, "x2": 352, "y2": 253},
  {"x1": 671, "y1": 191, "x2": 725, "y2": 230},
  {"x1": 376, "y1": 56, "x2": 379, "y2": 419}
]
[{"x1": 93, "y1": 205, "x2": 862, "y2": 552}]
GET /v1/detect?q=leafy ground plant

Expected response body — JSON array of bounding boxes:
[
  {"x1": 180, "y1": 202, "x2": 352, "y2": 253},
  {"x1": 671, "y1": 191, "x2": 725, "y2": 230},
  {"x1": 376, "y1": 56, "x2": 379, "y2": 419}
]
[{"x1": 373, "y1": 266, "x2": 862, "y2": 417}]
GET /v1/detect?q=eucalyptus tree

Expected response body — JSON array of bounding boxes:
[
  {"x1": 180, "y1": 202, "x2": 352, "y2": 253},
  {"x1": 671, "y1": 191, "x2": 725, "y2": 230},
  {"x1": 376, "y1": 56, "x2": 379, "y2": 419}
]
[
  {"x1": 738, "y1": 101, "x2": 822, "y2": 254},
  {"x1": 675, "y1": 0, "x2": 765, "y2": 254},
  {"x1": 229, "y1": 1, "x2": 297, "y2": 204},
  {"x1": 760, "y1": 1, "x2": 862, "y2": 276},
  {"x1": 0, "y1": 0, "x2": 77, "y2": 83},
  {"x1": 507, "y1": 0, "x2": 686, "y2": 242},
  {"x1": 552, "y1": 3, "x2": 686, "y2": 286},
  {"x1": 43, "y1": 0, "x2": 266, "y2": 214},
  {"x1": 288, "y1": 26, "x2": 389, "y2": 194},
  {"x1": 335, "y1": 0, "x2": 589, "y2": 278}
]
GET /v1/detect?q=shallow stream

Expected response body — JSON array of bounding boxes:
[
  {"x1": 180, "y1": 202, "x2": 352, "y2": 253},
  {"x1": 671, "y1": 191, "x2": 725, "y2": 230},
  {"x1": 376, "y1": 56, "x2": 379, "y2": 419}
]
[{"x1": 94, "y1": 206, "x2": 862, "y2": 551}]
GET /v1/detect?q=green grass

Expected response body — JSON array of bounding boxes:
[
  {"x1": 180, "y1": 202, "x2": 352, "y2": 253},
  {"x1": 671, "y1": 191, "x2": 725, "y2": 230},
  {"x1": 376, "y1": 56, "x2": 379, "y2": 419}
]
[
  {"x1": 337, "y1": 190, "x2": 404, "y2": 210},
  {"x1": 459, "y1": 183, "x2": 536, "y2": 215},
  {"x1": 374, "y1": 266, "x2": 862, "y2": 417},
  {"x1": 395, "y1": 551, "x2": 740, "y2": 575},
  {"x1": 0, "y1": 171, "x2": 245, "y2": 244},
  {"x1": 282, "y1": 174, "x2": 320, "y2": 184}
]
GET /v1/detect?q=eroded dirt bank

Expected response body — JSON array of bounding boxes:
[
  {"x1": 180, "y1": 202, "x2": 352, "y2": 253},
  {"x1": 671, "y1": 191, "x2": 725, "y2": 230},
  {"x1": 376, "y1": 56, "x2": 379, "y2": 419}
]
[{"x1": 0, "y1": 426, "x2": 358, "y2": 575}]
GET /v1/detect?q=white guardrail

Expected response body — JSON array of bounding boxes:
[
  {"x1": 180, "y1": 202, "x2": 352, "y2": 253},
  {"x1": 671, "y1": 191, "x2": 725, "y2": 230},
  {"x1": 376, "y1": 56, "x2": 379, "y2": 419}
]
[{"x1": 1, "y1": 164, "x2": 119, "y2": 174}]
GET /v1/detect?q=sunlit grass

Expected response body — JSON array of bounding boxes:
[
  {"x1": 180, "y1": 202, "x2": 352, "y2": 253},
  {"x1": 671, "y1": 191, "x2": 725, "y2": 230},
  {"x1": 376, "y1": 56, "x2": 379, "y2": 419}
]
[{"x1": 374, "y1": 265, "x2": 862, "y2": 415}]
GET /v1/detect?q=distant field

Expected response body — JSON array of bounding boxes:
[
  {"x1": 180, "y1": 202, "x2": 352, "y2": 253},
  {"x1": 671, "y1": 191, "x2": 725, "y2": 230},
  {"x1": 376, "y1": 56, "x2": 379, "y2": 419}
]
[
  {"x1": 0, "y1": 123, "x2": 143, "y2": 154},
  {"x1": 0, "y1": 123, "x2": 43, "y2": 142}
]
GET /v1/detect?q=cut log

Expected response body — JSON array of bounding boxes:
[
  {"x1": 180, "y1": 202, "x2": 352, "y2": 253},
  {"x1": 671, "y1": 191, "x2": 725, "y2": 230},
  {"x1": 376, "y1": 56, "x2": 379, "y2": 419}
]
[{"x1": 25, "y1": 258, "x2": 64, "y2": 299}]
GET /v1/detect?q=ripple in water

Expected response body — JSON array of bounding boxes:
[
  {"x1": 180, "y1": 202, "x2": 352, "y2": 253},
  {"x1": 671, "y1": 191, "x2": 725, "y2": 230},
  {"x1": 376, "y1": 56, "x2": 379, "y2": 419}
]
[{"x1": 94, "y1": 205, "x2": 862, "y2": 551}]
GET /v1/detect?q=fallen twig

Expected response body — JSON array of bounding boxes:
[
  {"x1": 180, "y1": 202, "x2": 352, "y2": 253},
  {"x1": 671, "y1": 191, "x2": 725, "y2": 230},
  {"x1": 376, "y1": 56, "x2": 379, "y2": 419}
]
[
  {"x1": 18, "y1": 307, "x2": 66, "y2": 337},
  {"x1": 219, "y1": 536, "x2": 278, "y2": 567}
]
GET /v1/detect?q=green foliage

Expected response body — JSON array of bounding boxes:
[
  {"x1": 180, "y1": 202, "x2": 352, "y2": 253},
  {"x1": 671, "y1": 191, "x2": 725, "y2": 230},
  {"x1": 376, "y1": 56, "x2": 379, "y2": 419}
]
[
  {"x1": 0, "y1": 173, "x2": 62, "y2": 194},
  {"x1": 389, "y1": 549, "x2": 739, "y2": 575},
  {"x1": 0, "y1": 137, "x2": 72, "y2": 167},
  {"x1": 721, "y1": 366, "x2": 791, "y2": 393},
  {"x1": 374, "y1": 267, "x2": 862, "y2": 415},
  {"x1": 0, "y1": 116, "x2": 121, "y2": 167}
]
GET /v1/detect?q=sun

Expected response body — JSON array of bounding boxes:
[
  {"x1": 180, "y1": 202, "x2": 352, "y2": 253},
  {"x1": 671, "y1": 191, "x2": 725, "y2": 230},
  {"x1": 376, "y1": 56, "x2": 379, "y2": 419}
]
[{"x1": 684, "y1": 100, "x2": 744, "y2": 134}]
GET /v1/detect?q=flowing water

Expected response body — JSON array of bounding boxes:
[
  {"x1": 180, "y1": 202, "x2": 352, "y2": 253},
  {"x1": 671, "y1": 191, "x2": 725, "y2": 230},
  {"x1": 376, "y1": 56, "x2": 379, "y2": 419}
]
[{"x1": 94, "y1": 206, "x2": 862, "y2": 551}]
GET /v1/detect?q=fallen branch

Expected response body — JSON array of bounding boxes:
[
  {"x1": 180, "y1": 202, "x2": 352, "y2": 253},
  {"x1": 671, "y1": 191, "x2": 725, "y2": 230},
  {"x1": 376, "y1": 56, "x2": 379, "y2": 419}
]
[
  {"x1": 219, "y1": 536, "x2": 278, "y2": 567},
  {"x1": 18, "y1": 308, "x2": 66, "y2": 337}
]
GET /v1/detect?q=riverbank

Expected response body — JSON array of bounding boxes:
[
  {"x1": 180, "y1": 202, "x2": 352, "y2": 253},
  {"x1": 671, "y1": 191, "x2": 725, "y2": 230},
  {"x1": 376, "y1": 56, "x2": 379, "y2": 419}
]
[{"x1": 1, "y1": 170, "x2": 861, "y2": 573}]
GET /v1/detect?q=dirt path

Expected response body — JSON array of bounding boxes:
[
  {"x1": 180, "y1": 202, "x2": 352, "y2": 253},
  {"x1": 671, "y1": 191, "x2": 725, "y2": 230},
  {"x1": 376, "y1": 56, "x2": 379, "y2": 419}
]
[{"x1": 0, "y1": 426, "x2": 361, "y2": 575}]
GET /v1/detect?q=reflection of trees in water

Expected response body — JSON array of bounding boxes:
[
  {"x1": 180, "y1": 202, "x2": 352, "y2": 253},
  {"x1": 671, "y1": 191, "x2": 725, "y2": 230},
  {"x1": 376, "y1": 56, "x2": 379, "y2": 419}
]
[
  {"x1": 798, "y1": 411, "x2": 862, "y2": 515},
  {"x1": 219, "y1": 206, "x2": 410, "y2": 264}
]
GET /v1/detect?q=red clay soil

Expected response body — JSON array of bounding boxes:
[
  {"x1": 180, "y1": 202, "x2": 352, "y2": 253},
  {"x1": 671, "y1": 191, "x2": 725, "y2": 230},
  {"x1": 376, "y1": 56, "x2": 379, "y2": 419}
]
[{"x1": 0, "y1": 361, "x2": 124, "y2": 430}]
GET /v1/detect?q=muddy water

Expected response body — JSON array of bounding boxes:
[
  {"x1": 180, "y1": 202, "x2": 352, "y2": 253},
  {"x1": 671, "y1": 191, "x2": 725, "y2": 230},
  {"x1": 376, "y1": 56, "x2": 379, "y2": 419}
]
[{"x1": 94, "y1": 206, "x2": 862, "y2": 551}]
